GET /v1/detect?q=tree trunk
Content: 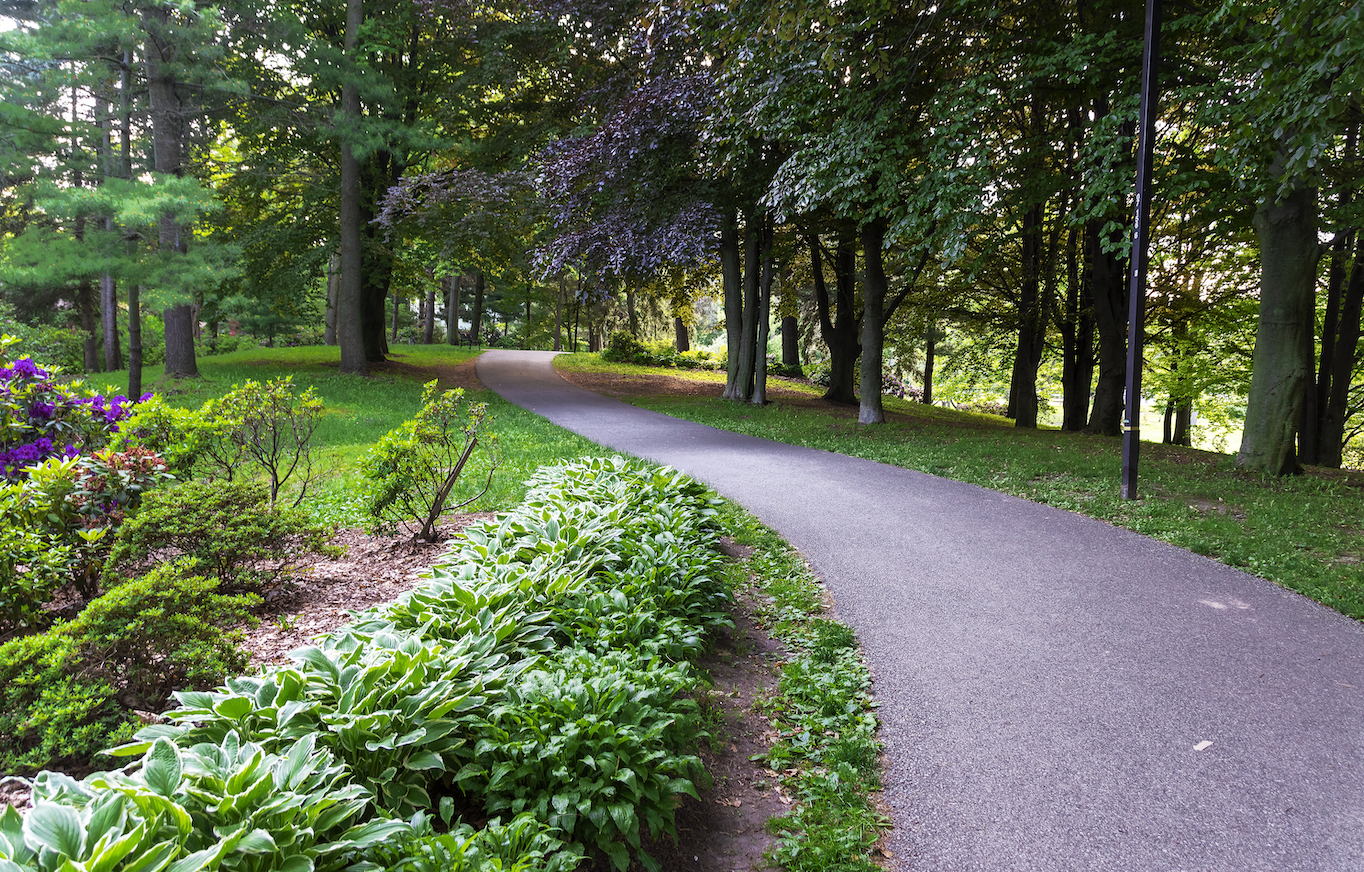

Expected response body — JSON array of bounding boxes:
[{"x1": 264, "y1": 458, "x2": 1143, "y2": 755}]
[
  {"x1": 163, "y1": 304, "x2": 198, "y2": 377},
  {"x1": 626, "y1": 288, "x2": 639, "y2": 336},
  {"x1": 1319, "y1": 245, "x2": 1364, "y2": 466},
  {"x1": 555, "y1": 275, "x2": 564, "y2": 351},
  {"x1": 732, "y1": 221, "x2": 762, "y2": 402},
  {"x1": 781, "y1": 315, "x2": 800, "y2": 374},
  {"x1": 101, "y1": 273, "x2": 120, "y2": 371},
  {"x1": 859, "y1": 221, "x2": 888, "y2": 425},
  {"x1": 1010, "y1": 202, "x2": 1046, "y2": 428},
  {"x1": 1173, "y1": 398, "x2": 1193, "y2": 447},
  {"x1": 391, "y1": 291, "x2": 401, "y2": 341},
  {"x1": 753, "y1": 222, "x2": 774, "y2": 406},
  {"x1": 128, "y1": 286, "x2": 142, "y2": 398},
  {"x1": 77, "y1": 280, "x2": 99, "y2": 372},
  {"x1": 721, "y1": 212, "x2": 743, "y2": 399},
  {"x1": 1059, "y1": 224, "x2": 1095, "y2": 430},
  {"x1": 675, "y1": 316, "x2": 689, "y2": 352},
  {"x1": 814, "y1": 230, "x2": 860, "y2": 404},
  {"x1": 447, "y1": 275, "x2": 461, "y2": 346},
  {"x1": 324, "y1": 252, "x2": 339, "y2": 346},
  {"x1": 524, "y1": 284, "x2": 532, "y2": 347},
  {"x1": 923, "y1": 321, "x2": 936, "y2": 405},
  {"x1": 1084, "y1": 218, "x2": 1128, "y2": 435},
  {"x1": 1236, "y1": 180, "x2": 1317, "y2": 475},
  {"x1": 144, "y1": 4, "x2": 200, "y2": 381},
  {"x1": 470, "y1": 272, "x2": 486, "y2": 344},
  {"x1": 336, "y1": 0, "x2": 367, "y2": 375}
]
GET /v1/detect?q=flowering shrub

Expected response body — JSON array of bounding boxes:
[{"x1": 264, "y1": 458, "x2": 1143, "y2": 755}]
[{"x1": 0, "y1": 337, "x2": 149, "y2": 481}]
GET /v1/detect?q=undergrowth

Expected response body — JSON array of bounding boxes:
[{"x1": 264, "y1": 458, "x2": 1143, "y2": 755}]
[{"x1": 721, "y1": 503, "x2": 888, "y2": 871}]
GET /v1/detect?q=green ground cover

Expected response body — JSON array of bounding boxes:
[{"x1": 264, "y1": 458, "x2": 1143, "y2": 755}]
[{"x1": 555, "y1": 354, "x2": 1364, "y2": 622}]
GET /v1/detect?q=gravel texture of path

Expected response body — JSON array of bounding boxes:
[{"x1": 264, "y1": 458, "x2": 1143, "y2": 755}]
[{"x1": 477, "y1": 349, "x2": 1364, "y2": 872}]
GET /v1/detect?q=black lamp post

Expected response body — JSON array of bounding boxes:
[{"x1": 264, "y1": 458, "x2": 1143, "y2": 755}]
[{"x1": 1121, "y1": 0, "x2": 1164, "y2": 500}]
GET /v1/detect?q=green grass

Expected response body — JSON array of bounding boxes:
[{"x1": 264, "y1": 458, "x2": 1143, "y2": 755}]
[
  {"x1": 721, "y1": 504, "x2": 886, "y2": 872},
  {"x1": 94, "y1": 346, "x2": 610, "y2": 529},
  {"x1": 554, "y1": 355, "x2": 1364, "y2": 622}
]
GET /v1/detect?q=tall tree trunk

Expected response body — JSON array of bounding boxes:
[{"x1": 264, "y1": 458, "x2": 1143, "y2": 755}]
[
  {"x1": 923, "y1": 320, "x2": 937, "y2": 405},
  {"x1": 555, "y1": 275, "x2": 564, "y2": 351},
  {"x1": 101, "y1": 274, "x2": 120, "y2": 371},
  {"x1": 733, "y1": 222, "x2": 761, "y2": 401},
  {"x1": 626, "y1": 288, "x2": 639, "y2": 336},
  {"x1": 424, "y1": 287, "x2": 436, "y2": 344},
  {"x1": 144, "y1": 4, "x2": 199, "y2": 380},
  {"x1": 1011, "y1": 202, "x2": 1046, "y2": 428},
  {"x1": 813, "y1": 230, "x2": 860, "y2": 404},
  {"x1": 447, "y1": 275, "x2": 461, "y2": 346},
  {"x1": 1059, "y1": 223, "x2": 1095, "y2": 430},
  {"x1": 470, "y1": 273, "x2": 486, "y2": 344},
  {"x1": 722, "y1": 211, "x2": 743, "y2": 399},
  {"x1": 1236, "y1": 178, "x2": 1317, "y2": 475},
  {"x1": 1084, "y1": 218, "x2": 1128, "y2": 435},
  {"x1": 675, "y1": 316, "x2": 689, "y2": 352},
  {"x1": 163, "y1": 304, "x2": 199, "y2": 377},
  {"x1": 753, "y1": 222, "x2": 774, "y2": 406},
  {"x1": 391, "y1": 291, "x2": 401, "y2": 341},
  {"x1": 523, "y1": 284, "x2": 532, "y2": 347},
  {"x1": 336, "y1": 0, "x2": 367, "y2": 375},
  {"x1": 1319, "y1": 245, "x2": 1364, "y2": 466},
  {"x1": 77, "y1": 280, "x2": 99, "y2": 373},
  {"x1": 324, "y1": 252, "x2": 339, "y2": 346},
  {"x1": 859, "y1": 221, "x2": 888, "y2": 425},
  {"x1": 128, "y1": 287, "x2": 142, "y2": 398},
  {"x1": 780, "y1": 315, "x2": 800, "y2": 374}
]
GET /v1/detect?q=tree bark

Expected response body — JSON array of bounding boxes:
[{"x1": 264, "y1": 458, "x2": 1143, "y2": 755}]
[
  {"x1": 1319, "y1": 247, "x2": 1364, "y2": 467},
  {"x1": 423, "y1": 286, "x2": 436, "y2": 344},
  {"x1": 626, "y1": 288, "x2": 639, "y2": 336},
  {"x1": 813, "y1": 230, "x2": 860, "y2": 404},
  {"x1": 554, "y1": 275, "x2": 564, "y2": 351},
  {"x1": 721, "y1": 212, "x2": 743, "y2": 399},
  {"x1": 1084, "y1": 218, "x2": 1128, "y2": 435},
  {"x1": 753, "y1": 222, "x2": 774, "y2": 406},
  {"x1": 101, "y1": 274, "x2": 120, "y2": 371},
  {"x1": 1059, "y1": 223, "x2": 1094, "y2": 430},
  {"x1": 733, "y1": 222, "x2": 761, "y2": 402},
  {"x1": 923, "y1": 321, "x2": 936, "y2": 405},
  {"x1": 128, "y1": 286, "x2": 142, "y2": 398},
  {"x1": 448, "y1": 275, "x2": 462, "y2": 346},
  {"x1": 675, "y1": 316, "x2": 689, "y2": 352},
  {"x1": 780, "y1": 315, "x2": 800, "y2": 374},
  {"x1": 859, "y1": 221, "x2": 888, "y2": 425},
  {"x1": 324, "y1": 252, "x2": 339, "y2": 346},
  {"x1": 1236, "y1": 180, "x2": 1317, "y2": 475},
  {"x1": 470, "y1": 272, "x2": 486, "y2": 344},
  {"x1": 337, "y1": 0, "x2": 367, "y2": 375},
  {"x1": 1010, "y1": 202, "x2": 1046, "y2": 428},
  {"x1": 163, "y1": 304, "x2": 198, "y2": 377}
]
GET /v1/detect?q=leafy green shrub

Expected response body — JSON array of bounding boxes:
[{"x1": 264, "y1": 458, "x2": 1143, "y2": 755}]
[
  {"x1": 0, "y1": 562, "x2": 256, "y2": 773},
  {"x1": 0, "y1": 447, "x2": 173, "y2": 619},
  {"x1": 600, "y1": 331, "x2": 648, "y2": 364},
  {"x1": 370, "y1": 813, "x2": 581, "y2": 872},
  {"x1": 363, "y1": 381, "x2": 499, "y2": 542},
  {"x1": 203, "y1": 377, "x2": 324, "y2": 505},
  {"x1": 0, "y1": 632, "x2": 131, "y2": 773},
  {"x1": 458, "y1": 650, "x2": 706, "y2": 872},
  {"x1": 64, "y1": 561, "x2": 259, "y2": 709},
  {"x1": 106, "y1": 478, "x2": 336, "y2": 593}
]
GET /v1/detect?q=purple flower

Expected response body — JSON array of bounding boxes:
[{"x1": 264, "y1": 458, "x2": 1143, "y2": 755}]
[{"x1": 29, "y1": 401, "x2": 55, "y2": 419}]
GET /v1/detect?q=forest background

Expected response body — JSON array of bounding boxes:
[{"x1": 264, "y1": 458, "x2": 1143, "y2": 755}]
[{"x1": 1, "y1": 0, "x2": 1361, "y2": 475}]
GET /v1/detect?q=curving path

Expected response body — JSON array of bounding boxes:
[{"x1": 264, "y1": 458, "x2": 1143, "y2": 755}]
[{"x1": 477, "y1": 349, "x2": 1364, "y2": 872}]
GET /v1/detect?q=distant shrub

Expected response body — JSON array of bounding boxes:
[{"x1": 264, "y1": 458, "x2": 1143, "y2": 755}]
[
  {"x1": 959, "y1": 399, "x2": 1009, "y2": 417},
  {"x1": 202, "y1": 377, "x2": 323, "y2": 505},
  {"x1": 106, "y1": 478, "x2": 335, "y2": 593},
  {"x1": 601, "y1": 330, "x2": 648, "y2": 364}
]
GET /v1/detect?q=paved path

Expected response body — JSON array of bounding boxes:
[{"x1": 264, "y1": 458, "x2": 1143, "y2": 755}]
[{"x1": 477, "y1": 350, "x2": 1364, "y2": 872}]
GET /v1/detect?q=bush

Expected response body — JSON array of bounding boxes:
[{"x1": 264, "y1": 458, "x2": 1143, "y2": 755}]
[
  {"x1": 106, "y1": 478, "x2": 336, "y2": 593},
  {"x1": 0, "y1": 337, "x2": 149, "y2": 482},
  {"x1": 202, "y1": 377, "x2": 324, "y2": 505},
  {"x1": 0, "y1": 632, "x2": 130, "y2": 773},
  {"x1": 0, "y1": 562, "x2": 257, "y2": 773},
  {"x1": 363, "y1": 381, "x2": 499, "y2": 542}
]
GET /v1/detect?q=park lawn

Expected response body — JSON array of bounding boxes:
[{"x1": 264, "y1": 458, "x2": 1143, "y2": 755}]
[
  {"x1": 91, "y1": 345, "x2": 612, "y2": 526},
  {"x1": 554, "y1": 353, "x2": 1364, "y2": 622}
]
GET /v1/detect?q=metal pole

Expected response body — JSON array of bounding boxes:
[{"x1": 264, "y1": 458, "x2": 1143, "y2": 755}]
[{"x1": 1121, "y1": 0, "x2": 1163, "y2": 500}]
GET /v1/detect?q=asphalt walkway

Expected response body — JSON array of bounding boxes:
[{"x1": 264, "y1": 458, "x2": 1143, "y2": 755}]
[{"x1": 477, "y1": 349, "x2": 1364, "y2": 872}]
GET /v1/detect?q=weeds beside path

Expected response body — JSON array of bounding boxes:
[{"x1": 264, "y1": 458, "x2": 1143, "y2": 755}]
[{"x1": 555, "y1": 358, "x2": 1364, "y2": 623}]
